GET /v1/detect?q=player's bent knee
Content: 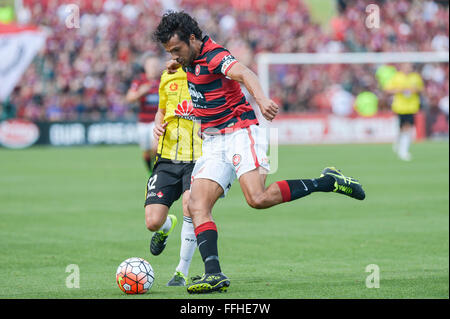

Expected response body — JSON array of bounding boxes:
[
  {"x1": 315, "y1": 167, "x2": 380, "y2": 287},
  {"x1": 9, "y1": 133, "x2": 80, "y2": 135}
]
[
  {"x1": 245, "y1": 193, "x2": 267, "y2": 209},
  {"x1": 145, "y1": 216, "x2": 162, "y2": 232},
  {"x1": 144, "y1": 206, "x2": 166, "y2": 231}
]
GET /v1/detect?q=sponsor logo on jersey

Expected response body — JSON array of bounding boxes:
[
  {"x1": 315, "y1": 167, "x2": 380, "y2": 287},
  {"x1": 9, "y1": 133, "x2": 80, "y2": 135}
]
[
  {"x1": 188, "y1": 83, "x2": 204, "y2": 102},
  {"x1": 174, "y1": 100, "x2": 196, "y2": 121},
  {"x1": 169, "y1": 82, "x2": 178, "y2": 91},
  {"x1": 192, "y1": 102, "x2": 207, "y2": 109}
]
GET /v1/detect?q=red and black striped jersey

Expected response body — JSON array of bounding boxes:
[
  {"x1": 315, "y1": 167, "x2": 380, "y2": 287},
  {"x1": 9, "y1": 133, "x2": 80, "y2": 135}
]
[
  {"x1": 185, "y1": 36, "x2": 258, "y2": 134},
  {"x1": 129, "y1": 74, "x2": 159, "y2": 123}
]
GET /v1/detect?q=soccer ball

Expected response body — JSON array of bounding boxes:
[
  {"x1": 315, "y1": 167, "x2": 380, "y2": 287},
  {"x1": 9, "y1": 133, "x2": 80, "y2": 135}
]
[{"x1": 116, "y1": 257, "x2": 154, "y2": 294}]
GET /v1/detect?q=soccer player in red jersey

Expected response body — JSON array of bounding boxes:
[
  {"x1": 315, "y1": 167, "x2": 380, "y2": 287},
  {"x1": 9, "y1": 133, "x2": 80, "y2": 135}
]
[
  {"x1": 126, "y1": 54, "x2": 162, "y2": 173},
  {"x1": 154, "y1": 11, "x2": 366, "y2": 294}
]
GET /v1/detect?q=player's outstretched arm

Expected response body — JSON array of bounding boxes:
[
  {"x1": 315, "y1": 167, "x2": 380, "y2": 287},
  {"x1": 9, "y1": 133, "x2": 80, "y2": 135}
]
[{"x1": 226, "y1": 62, "x2": 279, "y2": 121}]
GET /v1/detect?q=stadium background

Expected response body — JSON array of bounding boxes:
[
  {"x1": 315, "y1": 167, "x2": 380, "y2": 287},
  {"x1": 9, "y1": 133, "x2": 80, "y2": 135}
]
[
  {"x1": 0, "y1": 0, "x2": 448, "y2": 300},
  {"x1": 0, "y1": 0, "x2": 448, "y2": 145}
]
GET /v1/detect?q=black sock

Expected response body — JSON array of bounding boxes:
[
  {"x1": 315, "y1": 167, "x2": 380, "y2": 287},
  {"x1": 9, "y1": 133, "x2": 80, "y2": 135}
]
[
  {"x1": 277, "y1": 176, "x2": 334, "y2": 202},
  {"x1": 195, "y1": 222, "x2": 221, "y2": 274}
]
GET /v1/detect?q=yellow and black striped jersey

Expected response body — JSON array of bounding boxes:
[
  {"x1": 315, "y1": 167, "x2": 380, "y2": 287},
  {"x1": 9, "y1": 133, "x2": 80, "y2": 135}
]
[{"x1": 156, "y1": 68, "x2": 202, "y2": 162}]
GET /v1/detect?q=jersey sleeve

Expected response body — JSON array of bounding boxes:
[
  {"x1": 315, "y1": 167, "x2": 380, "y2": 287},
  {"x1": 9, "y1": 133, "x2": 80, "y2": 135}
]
[{"x1": 206, "y1": 48, "x2": 238, "y2": 76}]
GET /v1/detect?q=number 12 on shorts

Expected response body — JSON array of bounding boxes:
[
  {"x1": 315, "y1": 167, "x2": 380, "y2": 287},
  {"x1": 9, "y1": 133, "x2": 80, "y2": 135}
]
[{"x1": 146, "y1": 174, "x2": 158, "y2": 199}]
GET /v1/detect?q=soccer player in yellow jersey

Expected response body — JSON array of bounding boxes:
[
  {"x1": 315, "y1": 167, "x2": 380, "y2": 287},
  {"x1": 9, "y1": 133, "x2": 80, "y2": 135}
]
[
  {"x1": 144, "y1": 66, "x2": 202, "y2": 286},
  {"x1": 384, "y1": 63, "x2": 424, "y2": 161}
]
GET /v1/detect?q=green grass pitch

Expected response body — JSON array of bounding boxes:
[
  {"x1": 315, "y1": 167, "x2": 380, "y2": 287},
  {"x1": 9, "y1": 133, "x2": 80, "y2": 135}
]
[{"x1": 0, "y1": 141, "x2": 448, "y2": 299}]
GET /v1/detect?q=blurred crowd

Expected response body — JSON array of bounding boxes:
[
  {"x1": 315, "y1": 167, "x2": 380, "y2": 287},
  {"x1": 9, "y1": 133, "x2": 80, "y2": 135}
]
[{"x1": 2, "y1": 0, "x2": 449, "y2": 136}]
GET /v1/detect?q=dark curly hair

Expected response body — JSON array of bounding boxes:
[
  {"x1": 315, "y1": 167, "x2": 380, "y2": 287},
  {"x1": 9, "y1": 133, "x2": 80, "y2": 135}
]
[{"x1": 153, "y1": 11, "x2": 203, "y2": 45}]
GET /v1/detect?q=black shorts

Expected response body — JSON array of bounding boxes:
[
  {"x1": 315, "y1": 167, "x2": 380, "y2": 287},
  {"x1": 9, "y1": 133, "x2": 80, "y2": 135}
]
[
  {"x1": 398, "y1": 114, "x2": 415, "y2": 127},
  {"x1": 144, "y1": 160, "x2": 195, "y2": 208}
]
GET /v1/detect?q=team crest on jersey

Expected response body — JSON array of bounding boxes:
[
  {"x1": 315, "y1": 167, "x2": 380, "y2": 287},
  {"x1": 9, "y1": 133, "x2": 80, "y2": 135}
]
[
  {"x1": 195, "y1": 64, "x2": 201, "y2": 76},
  {"x1": 175, "y1": 100, "x2": 196, "y2": 120},
  {"x1": 232, "y1": 154, "x2": 241, "y2": 166},
  {"x1": 157, "y1": 191, "x2": 164, "y2": 198},
  {"x1": 169, "y1": 82, "x2": 178, "y2": 91}
]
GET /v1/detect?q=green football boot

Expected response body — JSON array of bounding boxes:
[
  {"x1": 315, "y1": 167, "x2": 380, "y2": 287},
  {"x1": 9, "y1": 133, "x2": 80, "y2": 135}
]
[
  {"x1": 321, "y1": 167, "x2": 366, "y2": 200},
  {"x1": 187, "y1": 273, "x2": 230, "y2": 294},
  {"x1": 150, "y1": 214, "x2": 177, "y2": 256}
]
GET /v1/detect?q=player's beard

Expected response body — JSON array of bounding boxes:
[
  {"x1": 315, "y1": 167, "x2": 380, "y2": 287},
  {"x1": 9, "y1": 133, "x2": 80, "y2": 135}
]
[{"x1": 183, "y1": 47, "x2": 196, "y2": 67}]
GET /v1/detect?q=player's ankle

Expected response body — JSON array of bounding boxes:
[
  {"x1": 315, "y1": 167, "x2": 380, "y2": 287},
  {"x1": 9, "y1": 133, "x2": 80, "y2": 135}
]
[{"x1": 314, "y1": 175, "x2": 334, "y2": 192}]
